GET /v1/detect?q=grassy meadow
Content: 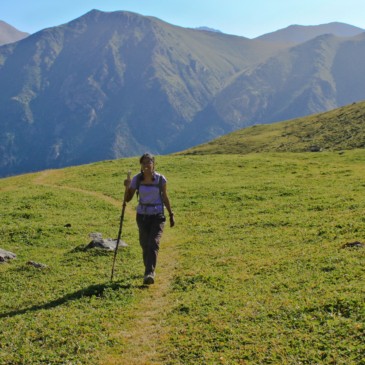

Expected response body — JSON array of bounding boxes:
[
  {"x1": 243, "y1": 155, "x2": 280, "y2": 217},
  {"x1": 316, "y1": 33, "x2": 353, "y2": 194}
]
[
  {"x1": 0, "y1": 151, "x2": 364, "y2": 364},
  {"x1": 184, "y1": 101, "x2": 365, "y2": 155}
]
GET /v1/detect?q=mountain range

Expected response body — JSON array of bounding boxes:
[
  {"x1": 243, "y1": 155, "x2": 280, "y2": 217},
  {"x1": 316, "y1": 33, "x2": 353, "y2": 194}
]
[
  {"x1": 177, "y1": 31, "x2": 365, "y2": 149},
  {"x1": 0, "y1": 10, "x2": 364, "y2": 177}
]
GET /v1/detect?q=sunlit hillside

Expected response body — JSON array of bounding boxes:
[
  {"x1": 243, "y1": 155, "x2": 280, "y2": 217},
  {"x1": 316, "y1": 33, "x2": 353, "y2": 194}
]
[{"x1": 182, "y1": 100, "x2": 365, "y2": 155}]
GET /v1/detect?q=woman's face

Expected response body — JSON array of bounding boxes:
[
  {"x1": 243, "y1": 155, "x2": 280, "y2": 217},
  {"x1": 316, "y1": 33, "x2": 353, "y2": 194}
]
[{"x1": 141, "y1": 157, "x2": 154, "y2": 173}]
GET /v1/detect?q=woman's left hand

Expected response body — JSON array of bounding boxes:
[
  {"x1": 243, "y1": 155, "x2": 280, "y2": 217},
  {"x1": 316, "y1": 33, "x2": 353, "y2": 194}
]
[{"x1": 169, "y1": 214, "x2": 175, "y2": 227}]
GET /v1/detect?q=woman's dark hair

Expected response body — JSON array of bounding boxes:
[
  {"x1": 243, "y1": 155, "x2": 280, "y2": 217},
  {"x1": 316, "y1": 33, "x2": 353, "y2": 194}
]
[{"x1": 139, "y1": 153, "x2": 155, "y2": 164}]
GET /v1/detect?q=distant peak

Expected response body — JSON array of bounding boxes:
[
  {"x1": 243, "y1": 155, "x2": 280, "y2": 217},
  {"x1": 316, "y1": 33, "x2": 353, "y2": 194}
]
[
  {"x1": 0, "y1": 19, "x2": 29, "y2": 45},
  {"x1": 256, "y1": 22, "x2": 365, "y2": 44},
  {"x1": 66, "y1": 9, "x2": 151, "y2": 29},
  {"x1": 82, "y1": 9, "x2": 143, "y2": 18},
  {"x1": 195, "y1": 26, "x2": 222, "y2": 34}
]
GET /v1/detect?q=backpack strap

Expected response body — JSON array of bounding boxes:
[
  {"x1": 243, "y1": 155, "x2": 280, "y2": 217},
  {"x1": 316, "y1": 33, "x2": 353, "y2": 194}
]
[
  {"x1": 135, "y1": 172, "x2": 143, "y2": 199},
  {"x1": 158, "y1": 175, "x2": 165, "y2": 216}
]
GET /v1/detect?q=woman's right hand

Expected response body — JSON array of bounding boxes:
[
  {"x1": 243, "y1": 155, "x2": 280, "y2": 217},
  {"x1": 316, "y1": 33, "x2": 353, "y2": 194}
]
[
  {"x1": 124, "y1": 179, "x2": 130, "y2": 188},
  {"x1": 124, "y1": 171, "x2": 131, "y2": 188}
]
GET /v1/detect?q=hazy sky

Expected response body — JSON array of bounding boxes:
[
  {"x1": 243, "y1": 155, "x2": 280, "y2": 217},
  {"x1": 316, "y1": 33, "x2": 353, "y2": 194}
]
[{"x1": 1, "y1": 0, "x2": 365, "y2": 38}]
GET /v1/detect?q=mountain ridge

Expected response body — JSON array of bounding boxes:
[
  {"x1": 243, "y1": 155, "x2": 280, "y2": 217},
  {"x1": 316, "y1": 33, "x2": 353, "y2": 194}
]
[
  {"x1": 1, "y1": 10, "x2": 365, "y2": 177},
  {"x1": 255, "y1": 22, "x2": 365, "y2": 44}
]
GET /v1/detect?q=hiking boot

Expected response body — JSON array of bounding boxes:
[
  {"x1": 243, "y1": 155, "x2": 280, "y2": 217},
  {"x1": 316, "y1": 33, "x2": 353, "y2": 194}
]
[{"x1": 143, "y1": 273, "x2": 155, "y2": 285}]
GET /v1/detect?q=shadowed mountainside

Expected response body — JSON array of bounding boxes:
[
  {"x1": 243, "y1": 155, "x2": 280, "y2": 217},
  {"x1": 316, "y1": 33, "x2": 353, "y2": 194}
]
[
  {"x1": 173, "y1": 33, "x2": 365, "y2": 150},
  {"x1": 0, "y1": 10, "x2": 283, "y2": 177}
]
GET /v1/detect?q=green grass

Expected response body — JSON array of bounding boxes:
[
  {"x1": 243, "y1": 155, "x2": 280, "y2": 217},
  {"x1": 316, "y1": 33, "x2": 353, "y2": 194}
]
[
  {"x1": 182, "y1": 100, "x2": 365, "y2": 155},
  {"x1": 1, "y1": 151, "x2": 364, "y2": 364}
]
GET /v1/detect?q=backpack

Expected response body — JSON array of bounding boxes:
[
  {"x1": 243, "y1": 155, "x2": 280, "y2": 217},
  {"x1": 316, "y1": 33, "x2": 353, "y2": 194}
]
[{"x1": 135, "y1": 172, "x2": 164, "y2": 215}]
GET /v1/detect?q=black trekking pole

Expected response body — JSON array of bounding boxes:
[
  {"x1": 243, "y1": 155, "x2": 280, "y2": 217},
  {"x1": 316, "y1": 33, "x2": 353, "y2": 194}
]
[{"x1": 110, "y1": 171, "x2": 131, "y2": 282}]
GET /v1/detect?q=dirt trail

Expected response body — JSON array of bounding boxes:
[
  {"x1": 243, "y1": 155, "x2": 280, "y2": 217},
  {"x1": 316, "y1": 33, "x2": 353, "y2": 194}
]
[
  {"x1": 0, "y1": 186, "x2": 18, "y2": 192},
  {"x1": 104, "y1": 229, "x2": 178, "y2": 365},
  {"x1": 32, "y1": 169, "x2": 178, "y2": 364},
  {"x1": 33, "y1": 170, "x2": 122, "y2": 207}
]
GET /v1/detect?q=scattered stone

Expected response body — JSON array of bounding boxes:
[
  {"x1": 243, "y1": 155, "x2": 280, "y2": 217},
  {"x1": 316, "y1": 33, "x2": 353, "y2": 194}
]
[
  {"x1": 86, "y1": 232, "x2": 128, "y2": 251},
  {"x1": 309, "y1": 145, "x2": 322, "y2": 152},
  {"x1": 89, "y1": 232, "x2": 103, "y2": 240},
  {"x1": 341, "y1": 241, "x2": 364, "y2": 249},
  {"x1": 27, "y1": 261, "x2": 48, "y2": 269},
  {"x1": 0, "y1": 248, "x2": 16, "y2": 263},
  {"x1": 64, "y1": 223, "x2": 72, "y2": 228}
]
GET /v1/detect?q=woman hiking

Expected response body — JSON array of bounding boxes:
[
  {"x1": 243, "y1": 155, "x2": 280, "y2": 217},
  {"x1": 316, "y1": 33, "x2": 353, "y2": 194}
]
[{"x1": 124, "y1": 153, "x2": 175, "y2": 285}]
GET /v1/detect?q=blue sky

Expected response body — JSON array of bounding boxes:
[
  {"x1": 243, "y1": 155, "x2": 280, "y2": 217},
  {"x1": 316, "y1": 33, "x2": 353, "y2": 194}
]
[{"x1": 1, "y1": 0, "x2": 365, "y2": 38}]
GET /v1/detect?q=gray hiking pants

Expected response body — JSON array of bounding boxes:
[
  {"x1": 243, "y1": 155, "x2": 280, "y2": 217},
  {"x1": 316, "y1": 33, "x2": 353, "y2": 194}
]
[{"x1": 136, "y1": 213, "x2": 165, "y2": 275}]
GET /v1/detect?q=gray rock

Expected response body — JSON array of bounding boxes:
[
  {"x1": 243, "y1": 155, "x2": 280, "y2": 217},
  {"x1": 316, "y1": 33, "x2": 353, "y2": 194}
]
[
  {"x1": 89, "y1": 232, "x2": 103, "y2": 240},
  {"x1": 0, "y1": 248, "x2": 16, "y2": 263},
  {"x1": 342, "y1": 241, "x2": 364, "y2": 249},
  {"x1": 26, "y1": 261, "x2": 48, "y2": 269},
  {"x1": 86, "y1": 232, "x2": 128, "y2": 251},
  {"x1": 309, "y1": 145, "x2": 322, "y2": 152}
]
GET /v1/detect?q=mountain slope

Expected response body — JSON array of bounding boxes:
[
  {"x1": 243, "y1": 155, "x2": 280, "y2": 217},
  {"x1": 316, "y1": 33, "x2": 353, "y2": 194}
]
[
  {"x1": 0, "y1": 20, "x2": 29, "y2": 45},
  {"x1": 256, "y1": 22, "x2": 365, "y2": 44},
  {"x1": 174, "y1": 33, "x2": 365, "y2": 149},
  {"x1": 0, "y1": 10, "x2": 283, "y2": 177},
  {"x1": 181, "y1": 100, "x2": 365, "y2": 155}
]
